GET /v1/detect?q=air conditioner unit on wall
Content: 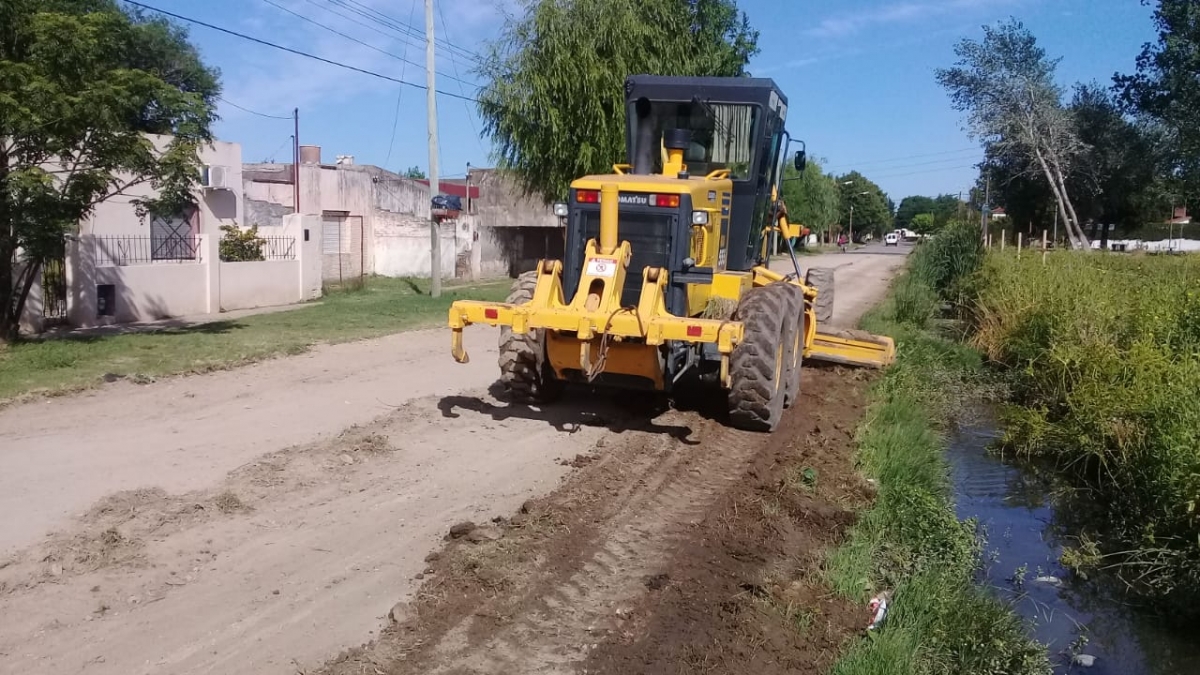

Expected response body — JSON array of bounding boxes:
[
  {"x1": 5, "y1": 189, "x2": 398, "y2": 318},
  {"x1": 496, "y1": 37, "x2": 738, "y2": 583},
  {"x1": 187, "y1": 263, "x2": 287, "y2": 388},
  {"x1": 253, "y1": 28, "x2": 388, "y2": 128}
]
[{"x1": 200, "y1": 164, "x2": 229, "y2": 190}]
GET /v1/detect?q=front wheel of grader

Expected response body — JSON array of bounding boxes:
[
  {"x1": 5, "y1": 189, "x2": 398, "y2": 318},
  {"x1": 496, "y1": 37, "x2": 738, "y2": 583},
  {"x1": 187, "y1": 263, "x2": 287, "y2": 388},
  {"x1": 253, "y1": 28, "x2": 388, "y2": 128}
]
[
  {"x1": 727, "y1": 283, "x2": 798, "y2": 432},
  {"x1": 497, "y1": 271, "x2": 563, "y2": 404}
]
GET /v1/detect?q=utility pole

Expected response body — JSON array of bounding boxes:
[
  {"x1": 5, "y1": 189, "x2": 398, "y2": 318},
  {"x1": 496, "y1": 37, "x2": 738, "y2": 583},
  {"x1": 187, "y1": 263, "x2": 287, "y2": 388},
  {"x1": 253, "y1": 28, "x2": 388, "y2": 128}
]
[
  {"x1": 425, "y1": 0, "x2": 441, "y2": 297},
  {"x1": 293, "y1": 108, "x2": 300, "y2": 213}
]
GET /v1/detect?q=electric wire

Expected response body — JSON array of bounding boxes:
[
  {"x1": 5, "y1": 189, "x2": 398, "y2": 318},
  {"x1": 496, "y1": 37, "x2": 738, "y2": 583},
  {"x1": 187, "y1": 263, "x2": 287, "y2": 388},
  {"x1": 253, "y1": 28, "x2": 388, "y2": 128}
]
[
  {"x1": 122, "y1": 1, "x2": 482, "y2": 103},
  {"x1": 217, "y1": 96, "x2": 292, "y2": 120},
  {"x1": 257, "y1": 0, "x2": 476, "y2": 88}
]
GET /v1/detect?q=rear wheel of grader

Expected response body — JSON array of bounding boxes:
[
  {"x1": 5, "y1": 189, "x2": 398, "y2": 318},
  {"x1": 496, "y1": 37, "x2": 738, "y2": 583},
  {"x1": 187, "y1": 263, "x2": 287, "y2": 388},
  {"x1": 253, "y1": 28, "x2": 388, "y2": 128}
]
[
  {"x1": 497, "y1": 271, "x2": 563, "y2": 403},
  {"x1": 805, "y1": 267, "x2": 835, "y2": 324},
  {"x1": 728, "y1": 284, "x2": 793, "y2": 431}
]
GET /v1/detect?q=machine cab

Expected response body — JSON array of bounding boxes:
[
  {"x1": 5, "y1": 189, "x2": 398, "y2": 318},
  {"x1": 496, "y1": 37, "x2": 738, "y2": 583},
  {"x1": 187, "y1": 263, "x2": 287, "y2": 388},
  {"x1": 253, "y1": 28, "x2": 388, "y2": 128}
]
[{"x1": 561, "y1": 75, "x2": 796, "y2": 318}]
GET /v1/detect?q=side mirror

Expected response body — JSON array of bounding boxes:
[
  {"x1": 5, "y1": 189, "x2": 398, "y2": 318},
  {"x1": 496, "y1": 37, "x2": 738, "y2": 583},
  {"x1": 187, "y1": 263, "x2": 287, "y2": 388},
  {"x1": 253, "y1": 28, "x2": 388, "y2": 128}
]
[{"x1": 793, "y1": 150, "x2": 807, "y2": 172}]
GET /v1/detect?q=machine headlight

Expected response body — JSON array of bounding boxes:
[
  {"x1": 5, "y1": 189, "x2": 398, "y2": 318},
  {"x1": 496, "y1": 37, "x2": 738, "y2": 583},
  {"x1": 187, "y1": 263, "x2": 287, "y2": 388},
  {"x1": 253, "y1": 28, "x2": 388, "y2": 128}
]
[
  {"x1": 692, "y1": 210, "x2": 709, "y2": 225},
  {"x1": 553, "y1": 202, "x2": 569, "y2": 217}
]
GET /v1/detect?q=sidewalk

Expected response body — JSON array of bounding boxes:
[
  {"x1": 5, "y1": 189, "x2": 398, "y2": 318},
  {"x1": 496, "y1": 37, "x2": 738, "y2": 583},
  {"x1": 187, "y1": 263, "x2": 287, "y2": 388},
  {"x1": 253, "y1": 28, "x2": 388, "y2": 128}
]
[{"x1": 33, "y1": 301, "x2": 320, "y2": 340}]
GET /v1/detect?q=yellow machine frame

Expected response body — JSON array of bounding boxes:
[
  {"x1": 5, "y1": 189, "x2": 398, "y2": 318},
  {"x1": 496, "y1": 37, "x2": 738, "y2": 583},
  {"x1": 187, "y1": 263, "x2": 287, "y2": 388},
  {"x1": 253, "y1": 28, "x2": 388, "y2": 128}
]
[{"x1": 448, "y1": 160, "x2": 895, "y2": 389}]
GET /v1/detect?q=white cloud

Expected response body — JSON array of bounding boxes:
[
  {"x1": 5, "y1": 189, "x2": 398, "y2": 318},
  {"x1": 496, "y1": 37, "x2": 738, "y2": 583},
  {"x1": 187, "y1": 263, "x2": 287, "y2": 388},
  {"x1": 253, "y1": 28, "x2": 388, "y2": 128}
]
[{"x1": 804, "y1": 0, "x2": 1022, "y2": 39}]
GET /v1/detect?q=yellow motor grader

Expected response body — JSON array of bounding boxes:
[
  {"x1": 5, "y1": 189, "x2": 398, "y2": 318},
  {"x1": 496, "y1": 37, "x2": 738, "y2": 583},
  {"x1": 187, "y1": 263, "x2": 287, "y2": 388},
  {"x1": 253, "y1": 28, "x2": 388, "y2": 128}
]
[{"x1": 448, "y1": 75, "x2": 894, "y2": 432}]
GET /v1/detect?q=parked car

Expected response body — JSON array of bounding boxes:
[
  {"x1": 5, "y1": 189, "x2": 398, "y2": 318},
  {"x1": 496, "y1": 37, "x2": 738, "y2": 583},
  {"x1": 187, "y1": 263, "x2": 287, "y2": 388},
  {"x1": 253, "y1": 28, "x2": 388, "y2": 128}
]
[{"x1": 884, "y1": 232, "x2": 900, "y2": 246}]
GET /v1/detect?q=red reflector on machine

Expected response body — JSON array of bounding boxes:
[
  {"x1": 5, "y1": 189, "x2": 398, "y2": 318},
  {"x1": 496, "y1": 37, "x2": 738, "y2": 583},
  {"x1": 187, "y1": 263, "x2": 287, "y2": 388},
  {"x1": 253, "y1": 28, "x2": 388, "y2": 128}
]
[
  {"x1": 576, "y1": 189, "x2": 599, "y2": 203},
  {"x1": 686, "y1": 325, "x2": 703, "y2": 337},
  {"x1": 484, "y1": 308, "x2": 499, "y2": 320},
  {"x1": 650, "y1": 194, "x2": 680, "y2": 208}
]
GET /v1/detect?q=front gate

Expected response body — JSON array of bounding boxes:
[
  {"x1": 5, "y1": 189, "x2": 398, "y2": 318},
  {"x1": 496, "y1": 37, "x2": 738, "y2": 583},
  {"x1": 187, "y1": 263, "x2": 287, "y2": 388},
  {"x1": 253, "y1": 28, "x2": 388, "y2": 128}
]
[{"x1": 42, "y1": 240, "x2": 68, "y2": 325}]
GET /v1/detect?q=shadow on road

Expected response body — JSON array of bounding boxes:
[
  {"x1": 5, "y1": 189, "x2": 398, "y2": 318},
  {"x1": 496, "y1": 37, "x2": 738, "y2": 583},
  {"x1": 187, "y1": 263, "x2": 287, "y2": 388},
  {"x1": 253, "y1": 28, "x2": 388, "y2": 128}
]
[{"x1": 437, "y1": 382, "x2": 700, "y2": 444}]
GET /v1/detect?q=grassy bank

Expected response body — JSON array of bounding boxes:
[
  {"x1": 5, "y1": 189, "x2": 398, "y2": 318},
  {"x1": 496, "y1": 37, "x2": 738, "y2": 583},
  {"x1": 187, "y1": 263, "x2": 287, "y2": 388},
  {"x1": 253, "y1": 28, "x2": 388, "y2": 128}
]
[
  {"x1": 0, "y1": 276, "x2": 509, "y2": 403},
  {"x1": 972, "y1": 251, "x2": 1200, "y2": 614},
  {"x1": 830, "y1": 223, "x2": 1050, "y2": 675}
]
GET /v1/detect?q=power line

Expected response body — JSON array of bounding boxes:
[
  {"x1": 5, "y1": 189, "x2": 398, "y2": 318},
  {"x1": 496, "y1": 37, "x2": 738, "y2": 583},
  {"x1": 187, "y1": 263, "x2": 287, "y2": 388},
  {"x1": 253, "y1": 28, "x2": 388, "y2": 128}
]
[
  {"x1": 384, "y1": 0, "x2": 418, "y2": 170},
  {"x1": 258, "y1": 0, "x2": 477, "y2": 88},
  {"x1": 826, "y1": 146, "x2": 980, "y2": 170},
  {"x1": 870, "y1": 163, "x2": 981, "y2": 180},
  {"x1": 851, "y1": 154, "x2": 983, "y2": 174},
  {"x1": 218, "y1": 96, "x2": 293, "y2": 120},
  {"x1": 296, "y1": 0, "x2": 481, "y2": 76},
  {"x1": 264, "y1": 135, "x2": 294, "y2": 162},
  {"x1": 436, "y1": 0, "x2": 488, "y2": 159},
  {"x1": 327, "y1": 0, "x2": 484, "y2": 66},
  {"x1": 122, "y1": 1, "x2": 481, "y2": 103}
]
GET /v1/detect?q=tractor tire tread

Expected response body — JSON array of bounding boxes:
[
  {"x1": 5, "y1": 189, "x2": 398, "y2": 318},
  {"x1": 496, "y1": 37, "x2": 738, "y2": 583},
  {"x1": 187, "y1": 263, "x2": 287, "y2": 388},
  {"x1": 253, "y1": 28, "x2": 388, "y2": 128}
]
[
  {"x1": 727, "y1": 284, "x2": 790, "y2": 432},
  {"x1": 498, "y1": 271, "x2": 560, "y2": 403}
]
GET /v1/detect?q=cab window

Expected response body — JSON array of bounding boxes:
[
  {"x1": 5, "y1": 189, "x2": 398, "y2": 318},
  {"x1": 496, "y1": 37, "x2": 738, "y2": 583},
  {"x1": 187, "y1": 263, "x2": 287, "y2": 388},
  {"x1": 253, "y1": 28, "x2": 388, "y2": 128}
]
[{"x1": 629, "y1": 100, "x2": 760, "y2": 180}]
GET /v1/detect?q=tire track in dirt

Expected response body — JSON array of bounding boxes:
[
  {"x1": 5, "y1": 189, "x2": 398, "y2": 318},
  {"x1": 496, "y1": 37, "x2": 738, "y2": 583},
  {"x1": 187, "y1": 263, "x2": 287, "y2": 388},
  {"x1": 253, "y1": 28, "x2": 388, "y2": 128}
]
[
  {"x1": 429, "y1": 416, "x2": 757, "y2": 674},
  {"x1": 321, "y1": 369, "x2": 877, "y2": 675}
]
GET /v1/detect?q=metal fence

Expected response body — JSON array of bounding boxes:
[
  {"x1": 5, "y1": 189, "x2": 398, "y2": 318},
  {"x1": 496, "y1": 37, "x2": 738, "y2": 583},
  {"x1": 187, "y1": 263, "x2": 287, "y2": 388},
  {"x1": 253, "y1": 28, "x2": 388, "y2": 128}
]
[
  {"x1": 95, "y1": 235, "x2": 200, "y2": 266},
  {"x1": 259, "y1": 236, "x2": 296, "y2": 261},
  {"x1": 219, "y1": 235, "x2": 296, "y2": 262}
]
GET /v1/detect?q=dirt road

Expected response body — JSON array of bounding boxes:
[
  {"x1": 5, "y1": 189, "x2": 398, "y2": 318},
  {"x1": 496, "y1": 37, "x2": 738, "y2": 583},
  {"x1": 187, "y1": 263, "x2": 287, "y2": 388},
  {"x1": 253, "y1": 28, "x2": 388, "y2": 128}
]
[{"x1": 0, "y1": 245, "x2": 907, "y2": 675}]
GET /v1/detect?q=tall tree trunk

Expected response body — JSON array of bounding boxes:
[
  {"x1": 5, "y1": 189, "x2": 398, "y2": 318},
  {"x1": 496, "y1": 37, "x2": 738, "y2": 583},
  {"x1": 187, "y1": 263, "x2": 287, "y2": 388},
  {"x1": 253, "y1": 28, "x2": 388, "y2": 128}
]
[
  {"x1": 1052, "y1": 167, "x2": 1089, "y2": 249},
  {"x1": 0, "y1": 149, "x2": 16, "y2": 343},
  {"x1": 1034, "y1": 149, "x2": 1085, "y2": 249}
]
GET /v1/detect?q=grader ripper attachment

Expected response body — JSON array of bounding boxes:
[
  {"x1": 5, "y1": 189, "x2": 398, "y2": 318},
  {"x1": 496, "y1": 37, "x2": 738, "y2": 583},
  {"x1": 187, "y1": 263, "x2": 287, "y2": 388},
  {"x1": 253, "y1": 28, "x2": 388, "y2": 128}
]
[{"x1": 448, "y1": 75, "x2": 894, "y2": 432}]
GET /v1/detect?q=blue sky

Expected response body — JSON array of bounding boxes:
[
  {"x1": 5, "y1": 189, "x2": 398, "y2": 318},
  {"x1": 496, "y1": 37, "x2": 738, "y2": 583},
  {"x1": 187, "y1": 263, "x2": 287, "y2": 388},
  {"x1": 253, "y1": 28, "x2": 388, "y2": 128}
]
[{"x1": 143, "y1": 0, "x2": 1159, "y2": 201}]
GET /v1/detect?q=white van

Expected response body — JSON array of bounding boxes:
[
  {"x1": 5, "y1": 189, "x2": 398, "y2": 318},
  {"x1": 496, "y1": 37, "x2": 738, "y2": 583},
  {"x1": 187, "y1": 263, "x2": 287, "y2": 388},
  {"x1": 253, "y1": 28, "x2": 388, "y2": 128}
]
[{"x1": 884, "y1": 232, "x2": 900, "y2": 247}]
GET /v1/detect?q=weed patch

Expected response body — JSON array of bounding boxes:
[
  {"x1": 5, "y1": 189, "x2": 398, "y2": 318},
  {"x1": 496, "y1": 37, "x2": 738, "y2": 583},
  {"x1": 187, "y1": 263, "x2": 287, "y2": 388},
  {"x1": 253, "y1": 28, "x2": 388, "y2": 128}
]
[
  {"x1": 971, "y1": 251, "x2": 1200, "y2": 615},
  {"x1": 829, "y1": 227, "x2": 1050, "y2": 675}
]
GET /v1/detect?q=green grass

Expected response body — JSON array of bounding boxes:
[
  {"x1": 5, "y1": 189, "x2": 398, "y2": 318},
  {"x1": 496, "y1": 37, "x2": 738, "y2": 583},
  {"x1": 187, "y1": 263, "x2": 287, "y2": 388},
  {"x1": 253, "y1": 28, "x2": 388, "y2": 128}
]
[
  {"x1": 829, "y1": 227, "x2": 1051, "y2": 675},
  {"x1": 0, "y1": 276, "x2": 510, "y2": 403},
  {"x1": 971, "y1": 250, "x2": 1200, "y2": 614}
]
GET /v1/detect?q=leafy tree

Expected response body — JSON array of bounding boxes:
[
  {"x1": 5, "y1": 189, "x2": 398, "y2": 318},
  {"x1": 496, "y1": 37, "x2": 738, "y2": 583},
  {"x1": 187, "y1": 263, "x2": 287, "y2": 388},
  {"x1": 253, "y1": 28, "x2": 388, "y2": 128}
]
[
  {"x1": 911, "y1": 212, "x2": 936, "y2": 234},
  {"x1": 1, "y1": 0, "x2": 218, "y2": 340},
  {"x1": 475, "y1": 0, "x2": 759, "y2": 201},
  {"x1": 779, "y1": 157, "x2": 838, "y2": 240},
  {"x1": 937, "y1": 19, "x2": 1091, "y2": 250},
  {"x1": 895, "y1": 195, "x2": 936, "y2": 230},
  {"x1": 1068, "y1": 83, "x2": 1167, "y2": 244},
  {"x1": 980, "y1": 84, "x2": 1169, "y2": 246},
  {"x1": 836, "y1": 171, "x2": 892, "y2": 239},
  {"x1": 1116, "y1": 0, "x2": 1200, "y2": 204},
  {"x1": 403, "y1": 166, "x2": 426, "y2": 179}
]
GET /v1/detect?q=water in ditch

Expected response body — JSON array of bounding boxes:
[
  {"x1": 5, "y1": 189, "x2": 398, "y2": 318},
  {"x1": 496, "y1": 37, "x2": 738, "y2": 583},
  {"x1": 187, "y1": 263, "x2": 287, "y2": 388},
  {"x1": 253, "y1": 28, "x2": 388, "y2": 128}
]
[{"x1": 947, "y1": 414, "x2": 1200, "y2": 675}]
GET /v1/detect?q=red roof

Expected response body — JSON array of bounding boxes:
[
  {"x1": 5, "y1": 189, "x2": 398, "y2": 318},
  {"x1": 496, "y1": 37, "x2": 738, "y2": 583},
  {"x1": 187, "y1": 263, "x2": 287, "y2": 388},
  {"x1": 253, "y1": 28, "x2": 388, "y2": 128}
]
[{"x1": 414, "y1": 179, "x2": 480, "y2": 199}]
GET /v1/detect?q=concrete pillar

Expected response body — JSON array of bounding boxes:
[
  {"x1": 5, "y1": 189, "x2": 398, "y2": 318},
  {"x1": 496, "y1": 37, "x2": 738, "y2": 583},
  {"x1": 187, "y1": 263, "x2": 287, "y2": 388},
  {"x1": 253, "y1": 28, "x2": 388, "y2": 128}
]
[
  {"x1": 66, "y1": 235, "x2": 98, "y2": 328},
  {"x1": 286, "y1": 213, "x2": 323, "y2": 300},
  {"x1": 17, "y1": 259, "x2": 44, "y2": 334},
  {"x1": 202, "y1": 233, "x2": 221, "y2": 313},
  {"x1": 468, "y1": 216, "x2": 482, "y2": 281}
]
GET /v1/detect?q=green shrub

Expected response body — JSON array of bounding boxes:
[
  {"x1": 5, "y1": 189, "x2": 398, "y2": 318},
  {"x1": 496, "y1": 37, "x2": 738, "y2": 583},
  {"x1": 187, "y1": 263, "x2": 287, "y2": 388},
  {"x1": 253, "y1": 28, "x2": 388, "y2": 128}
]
[
  {"x1": 219, "y1": 224, "x2": 265, "y2": 262},
  {"x1": 971, "y1": 251, "x2": 1200, "y2": 613},
  {"x1": 910, "y1": 221, "x2": 985, "y2": 307},
  {"x1": 891, "y1": 273, "x2": 939, "y2": 328}
]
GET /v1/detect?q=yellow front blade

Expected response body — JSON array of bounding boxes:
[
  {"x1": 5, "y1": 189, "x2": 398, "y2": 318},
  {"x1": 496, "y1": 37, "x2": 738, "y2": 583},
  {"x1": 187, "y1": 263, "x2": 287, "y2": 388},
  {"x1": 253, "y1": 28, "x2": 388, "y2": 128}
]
[{"x1": 806, "y1": 328, "x2": 896, "y2": 369}]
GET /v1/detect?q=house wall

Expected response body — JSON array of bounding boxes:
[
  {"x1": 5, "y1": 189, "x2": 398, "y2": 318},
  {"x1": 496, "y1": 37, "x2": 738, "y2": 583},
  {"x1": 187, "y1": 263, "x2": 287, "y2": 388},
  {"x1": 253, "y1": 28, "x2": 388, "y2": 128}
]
[
  {"x1": 64, "y1": 219, "x2": 322, "y2": 329},
  {"x1": 94, "y1": 260, "x2": 210, "y2": 323},
  {"x1": 243, "y1": 161, "x2": 566, "y2": 283},
  {"x1": 219, "y1": 260, "x2": 302, "y2": 311},
  {"x1": 83, "y1": 138, "x2": 243, "y2": 237},
  {"x1": 469, "y1": 169, "x2": 560, "y2": 229}
]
